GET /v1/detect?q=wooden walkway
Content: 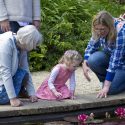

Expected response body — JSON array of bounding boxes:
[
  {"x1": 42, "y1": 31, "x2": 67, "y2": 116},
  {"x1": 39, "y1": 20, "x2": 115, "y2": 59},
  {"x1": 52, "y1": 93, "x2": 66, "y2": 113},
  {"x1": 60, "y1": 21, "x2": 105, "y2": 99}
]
[{"x1": 0, "y1": 93, "x2": 125, "y2": 124}]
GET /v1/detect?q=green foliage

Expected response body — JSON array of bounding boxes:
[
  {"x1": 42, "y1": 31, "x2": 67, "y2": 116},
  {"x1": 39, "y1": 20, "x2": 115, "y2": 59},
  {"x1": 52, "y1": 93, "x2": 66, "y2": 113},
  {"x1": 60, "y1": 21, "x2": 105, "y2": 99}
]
[
  {"x1": 29, "y1": 0, "x2": 125, "y2": 71},
  {"x1": 29, "y1": 44, "x2": 47, "y2": 71}
]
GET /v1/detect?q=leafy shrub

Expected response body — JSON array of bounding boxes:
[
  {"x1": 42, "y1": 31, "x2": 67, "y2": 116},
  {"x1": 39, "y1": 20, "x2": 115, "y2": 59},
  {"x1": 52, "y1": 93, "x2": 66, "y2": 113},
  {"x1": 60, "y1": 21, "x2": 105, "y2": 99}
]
[{"x1": 29, "y1": 0, "x2": 125, "y2": 71}]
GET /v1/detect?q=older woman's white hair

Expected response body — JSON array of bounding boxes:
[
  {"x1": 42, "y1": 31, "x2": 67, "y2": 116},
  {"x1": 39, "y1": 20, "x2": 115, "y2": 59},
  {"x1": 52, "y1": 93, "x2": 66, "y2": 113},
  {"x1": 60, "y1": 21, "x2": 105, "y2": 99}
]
[{"x1": 16, "y1": 25, "x2": 43, "y2": 51}]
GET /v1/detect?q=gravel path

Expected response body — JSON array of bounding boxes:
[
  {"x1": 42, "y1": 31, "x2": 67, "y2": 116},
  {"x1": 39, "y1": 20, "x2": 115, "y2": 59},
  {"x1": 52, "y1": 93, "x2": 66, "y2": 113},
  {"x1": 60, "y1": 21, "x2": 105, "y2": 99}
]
[{"x1": 31, "y1": 67, "x2": 101, "y2": 95}]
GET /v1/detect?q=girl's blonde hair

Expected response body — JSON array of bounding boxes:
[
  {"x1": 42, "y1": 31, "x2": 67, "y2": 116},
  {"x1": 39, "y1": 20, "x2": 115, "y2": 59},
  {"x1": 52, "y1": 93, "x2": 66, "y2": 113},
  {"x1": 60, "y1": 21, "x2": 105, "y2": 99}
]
[
  {"x1": 59, "y1": 50, "x2": 83, "y2": 65},
  {"x1": 92, "y1": 11, "x2": 116, "y2": 42},
  {"x1": 16, "y1": 25, "x2": 43, "y2": 51}
]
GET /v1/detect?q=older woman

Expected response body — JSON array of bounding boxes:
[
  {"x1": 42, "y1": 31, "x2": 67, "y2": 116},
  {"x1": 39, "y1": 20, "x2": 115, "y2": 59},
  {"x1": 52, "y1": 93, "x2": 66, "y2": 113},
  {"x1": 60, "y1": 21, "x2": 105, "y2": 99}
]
[
  {"x1": 0, "y1": 25, "x2": 42, "y2": 106},
  {"x1": 82, "y1": 11, "x2": 125, "y2": 98}
]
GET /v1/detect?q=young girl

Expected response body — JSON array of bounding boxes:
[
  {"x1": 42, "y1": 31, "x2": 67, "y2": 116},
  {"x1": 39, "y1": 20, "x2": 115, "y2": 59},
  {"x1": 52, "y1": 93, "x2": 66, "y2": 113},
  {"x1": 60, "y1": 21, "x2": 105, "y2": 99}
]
[{"x1": 36, "y1": 50, "x2": 83, "y2": 100}]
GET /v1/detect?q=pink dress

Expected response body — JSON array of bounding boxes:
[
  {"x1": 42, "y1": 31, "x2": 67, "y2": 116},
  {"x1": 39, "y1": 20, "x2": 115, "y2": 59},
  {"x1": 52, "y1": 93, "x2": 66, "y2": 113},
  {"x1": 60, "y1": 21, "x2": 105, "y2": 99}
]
[{"x1": 36, "y1": 65, "x2": 73, "y2": 100}]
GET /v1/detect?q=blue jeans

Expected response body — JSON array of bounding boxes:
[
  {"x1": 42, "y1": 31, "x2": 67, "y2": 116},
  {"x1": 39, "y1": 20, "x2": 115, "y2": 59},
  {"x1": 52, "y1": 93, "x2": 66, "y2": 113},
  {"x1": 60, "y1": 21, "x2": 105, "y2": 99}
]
[
  {"x1": 87, "y1": 51, "x2": 125, "y2": 95},
  {"x1": 0, "y1": 69, "x2": 28, "y2": 104},
  {"x1": 0, "y1": 21, "x2": 21, "y2": 34}
]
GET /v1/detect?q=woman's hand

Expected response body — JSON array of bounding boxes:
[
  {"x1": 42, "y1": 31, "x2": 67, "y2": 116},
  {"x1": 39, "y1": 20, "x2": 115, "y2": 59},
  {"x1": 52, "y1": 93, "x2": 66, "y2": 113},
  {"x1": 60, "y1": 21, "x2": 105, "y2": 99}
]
[
  {"x1": 33, "y1": 20, "x2": 41, "y2": 30},
  {"x1": 10, "y1": 97, "x2": 23, "y2": 107},
  {"x1": 82, "y1": 60, "x2": 91, "y2": 81},
  {"x1": 97, "y1": 80, "x2": 111, "y2": 98},
  {"x1": 0, "y1": 20, "x2": 11, "y2": 32},
  {"x1": 29, "y1": 95, "x2": 38, "y2": 102}
]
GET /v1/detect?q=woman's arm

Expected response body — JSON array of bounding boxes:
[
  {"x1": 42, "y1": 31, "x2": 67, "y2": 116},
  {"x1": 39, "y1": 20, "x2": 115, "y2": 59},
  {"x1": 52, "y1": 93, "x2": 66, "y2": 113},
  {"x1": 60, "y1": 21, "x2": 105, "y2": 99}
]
[
  {"x1": 0, "y1": 52, "x2": 16, "y2": 99},
  {"x1": 19, "y1": 51, "x2": 36, "y2": 96},
  {"x1": 84, "y1": 37, "x2": 100, "y2": 60},
  {"x1": 83, "y1": 37, "x2": 101, "y2": 81},
  {"x1": 19, "y1": 51, "x2": 38, "y2": 102}
]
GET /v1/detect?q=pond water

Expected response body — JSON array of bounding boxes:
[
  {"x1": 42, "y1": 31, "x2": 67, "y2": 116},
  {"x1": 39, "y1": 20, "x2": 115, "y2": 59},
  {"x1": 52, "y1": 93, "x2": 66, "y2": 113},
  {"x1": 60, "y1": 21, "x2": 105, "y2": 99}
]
[
  {"x1": 23, "y1": 118, "x2": 125, "y2": 125},
  {"x1": 44, "y1": 119, "x2": 125, "y2": 125}
]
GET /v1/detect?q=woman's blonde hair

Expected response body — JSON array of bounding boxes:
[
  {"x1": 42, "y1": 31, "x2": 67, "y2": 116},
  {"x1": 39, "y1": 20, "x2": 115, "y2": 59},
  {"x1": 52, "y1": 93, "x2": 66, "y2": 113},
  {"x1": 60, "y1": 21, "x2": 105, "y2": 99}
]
[
  {"x1": 59, "y1": 50, "x2": 83, "y2": 65},
  {"x1": 92, "y1": 11, "x2": 116, "y2": 42},
  {"x1": 16, "y1": 25, "x2": 43, "y2": 51}
]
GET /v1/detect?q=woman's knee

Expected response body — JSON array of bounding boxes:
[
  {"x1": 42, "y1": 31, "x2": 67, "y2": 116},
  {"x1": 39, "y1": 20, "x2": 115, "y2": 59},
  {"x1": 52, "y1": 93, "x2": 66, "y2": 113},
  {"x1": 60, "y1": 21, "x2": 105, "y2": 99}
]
[
  {"x1": 88, "y1": 51, "x2": 107, "y2": 68},
  {"x1": 108, "y1": 70, "x2": 125, "y2": 95},
  {"x1": 108, "y1": 88, "x2": 119, "y2": 95},
  {"x1": 108, "y1": 84, "x2": 125, "y2": 95}
]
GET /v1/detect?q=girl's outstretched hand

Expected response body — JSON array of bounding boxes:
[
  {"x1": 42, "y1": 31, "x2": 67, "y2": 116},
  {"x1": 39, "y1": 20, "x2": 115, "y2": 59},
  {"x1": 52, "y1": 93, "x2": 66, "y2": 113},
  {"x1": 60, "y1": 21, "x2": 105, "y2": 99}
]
[
  {"x1": 82, "y1": 61, "x2": 91, "y2": 81},
  {"x1": 51, "y1": 88, "x2": 62, "y2": 99},
  {"x1": 10, "y1": 98, "x2": 23, "y2": 107},
  {"x1": 54, "y1": 91, "x2": 62, "y2": 99},
  {"x1": 29, "y1": 95, "x2": 38, "y2": 102}
]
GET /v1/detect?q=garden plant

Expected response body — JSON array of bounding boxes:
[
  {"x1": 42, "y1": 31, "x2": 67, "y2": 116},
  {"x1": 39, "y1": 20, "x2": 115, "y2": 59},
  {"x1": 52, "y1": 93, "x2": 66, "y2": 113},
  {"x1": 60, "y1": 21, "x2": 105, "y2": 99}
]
[{"x1": 29, "y1": 0, "x2": 125, "y2": 71}]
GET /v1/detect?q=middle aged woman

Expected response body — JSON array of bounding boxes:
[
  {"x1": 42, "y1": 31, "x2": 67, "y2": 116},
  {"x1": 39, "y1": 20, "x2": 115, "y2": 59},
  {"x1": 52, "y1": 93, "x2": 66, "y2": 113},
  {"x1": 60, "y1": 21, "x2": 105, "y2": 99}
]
[
  {"x1": 82, "y1": 11, "x2": 125, "y2": 98},
  {"x1": 0, "y1": 25, "x2": 42, "y2": 107}
]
